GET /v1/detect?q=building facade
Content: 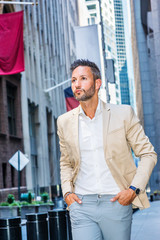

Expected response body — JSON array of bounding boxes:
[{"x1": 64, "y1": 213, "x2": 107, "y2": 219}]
[
  {"x1": 76, "y1": 0, "x2": 107, "y2": 102},
  {"x1": 0, "y1": 3, "x2": 26, "y2": 201},
  {"x1": 13, "y1": 0, "x2": 79, "y2": 196},
  {"x1": 130, "y1": 0, "x2": 160, "y2": 192},
  {"x1": 101, "y1": 0, "x2": 121, "y2": 104},
  {"x1": 114, "y1": 0, "x2": 131, "y2": 105},
  {"x1": 79, "y1": 0, "x2": 135, "y2": 106},
  {"x1": 122, "y1": 0, "x2": 136, "y2": 109},
  {"x1": 78, "y1": 0, "x2": 121, "y2": 104}
]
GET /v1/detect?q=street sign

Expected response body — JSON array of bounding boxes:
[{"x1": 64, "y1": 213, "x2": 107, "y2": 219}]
[{"x1": 9, "y1": 150, "x2": 29, "y2": 171}]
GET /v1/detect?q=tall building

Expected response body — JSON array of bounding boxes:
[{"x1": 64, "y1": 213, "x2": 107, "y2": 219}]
[
  {"x1": 130, "y1": 0, "x2": 160, "y2": 192},
  {"x1": 122, "y1": 0, "x2": 136, "y2": 109},
  {"x1": 78, "y1": 0, "x2": 121, "y2": 104},
  {"x1": 101, "y1": 0, "x2": 121, "y2": 104},
  {"x1": 114, "y1": 0, "x2": 130, "y2": 105},
  {"x1": 0, "y1": 3, "x2": 26, "y2": 201},
  {"x1": 76, "y1": 0, "x2": 108, "y2": 102},
  {"x1": 12, "y1": 0, "x2": 79, "y2": 196},
  {"x1": 79, "y1": 0, "x2": 135, "y2": 106}
]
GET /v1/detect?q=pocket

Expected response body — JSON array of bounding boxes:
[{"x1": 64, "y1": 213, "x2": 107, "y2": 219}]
[
  {"x1": 116, "y1": 200, "x2": 132, "y2": 211},
  {"x1": 114, "y1": 201, "x2": 132, "y2": 221},
  {"x1": 68, "y1": 201, "x2": 77, "y2": 210}
]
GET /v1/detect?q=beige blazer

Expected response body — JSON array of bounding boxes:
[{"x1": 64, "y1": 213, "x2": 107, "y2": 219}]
[{"x1": 57, "y1": 101, "x2": 157, "y2": 209}]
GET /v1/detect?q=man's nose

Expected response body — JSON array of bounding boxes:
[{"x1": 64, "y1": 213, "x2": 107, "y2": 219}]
[{"x1": 75, "y1": 79, "x2": 81, "y2": 88}]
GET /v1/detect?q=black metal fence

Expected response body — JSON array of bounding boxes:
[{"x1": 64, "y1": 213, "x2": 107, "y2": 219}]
[{"x1": 0, "y1": 209, "x2": 72, "y2": 240}]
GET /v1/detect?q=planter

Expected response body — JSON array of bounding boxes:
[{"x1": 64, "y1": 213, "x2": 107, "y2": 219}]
[
  {"x1": 21, "y1": 205, "x2": 39, "y2": 219},
  {"x1": 0, "y1": 206, "x2": 19, "y2": 218},
  {"x1": 38, "y1": 204, "x2": 54, "y2": 213}
]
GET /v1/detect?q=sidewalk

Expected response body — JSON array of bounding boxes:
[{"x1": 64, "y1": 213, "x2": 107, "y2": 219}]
[{"x1": 131, "y1": 201, "x2": 160, "y2": 240}]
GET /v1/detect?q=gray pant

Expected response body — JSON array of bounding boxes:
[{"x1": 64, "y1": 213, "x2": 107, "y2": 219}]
[{"x1": 69, "y1": 194, "x2": 132, "y2": 240}]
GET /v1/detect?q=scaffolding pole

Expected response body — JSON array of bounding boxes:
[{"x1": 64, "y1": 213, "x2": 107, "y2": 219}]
[
  {"x1": 44, "y1": 79, "x2": 71, "y2": 93},
  {"x1": 0, "y1": 1, "x2": 38, "y2": 5}
]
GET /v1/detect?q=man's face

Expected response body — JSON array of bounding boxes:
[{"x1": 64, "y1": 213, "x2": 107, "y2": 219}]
[{"x1": 71, "y1": 66, "x2": 96, "y2": 102}]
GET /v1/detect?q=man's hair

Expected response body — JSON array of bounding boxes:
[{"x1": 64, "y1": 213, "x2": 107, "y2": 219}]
[{"x1": 70, "y1": 59, "x2": 101, "y2": 81}]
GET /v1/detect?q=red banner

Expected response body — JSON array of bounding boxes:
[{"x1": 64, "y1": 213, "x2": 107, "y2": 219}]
[
  {"x1": 0, "y1": 11, "x2": 24, "y2": 75},
  {"x1": 64, "y1": 87, "x2": 79, "y2": 111}
]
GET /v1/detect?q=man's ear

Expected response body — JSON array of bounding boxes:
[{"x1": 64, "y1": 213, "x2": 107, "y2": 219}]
[{"x1": 95, "y1": 79, "x2": 102, "y2": 90}]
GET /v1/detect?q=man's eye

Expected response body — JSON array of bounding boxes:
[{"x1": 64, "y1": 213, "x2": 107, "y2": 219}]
[
  {"x1": 72, "y1": 79, "x2": 76, "y2": 83},
  {"x1": 82, "y1": 77, "x2": 86, "y2": 80}
]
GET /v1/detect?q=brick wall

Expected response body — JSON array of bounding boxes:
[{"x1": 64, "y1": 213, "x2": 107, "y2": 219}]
[
  {"x1": 0, "y1": 187, "x2": 27, "y2": 202},
  {"x1": 0, "y1": 74, "x2": 26, "y2": 202}
]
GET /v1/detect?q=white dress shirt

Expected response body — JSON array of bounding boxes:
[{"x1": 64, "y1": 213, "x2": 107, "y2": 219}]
[{"x1": 74, "y1": 100, "x2": 120, "y2": 195}]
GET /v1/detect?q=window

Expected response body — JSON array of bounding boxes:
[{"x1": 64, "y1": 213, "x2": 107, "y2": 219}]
[
  {"x1": 116, "y1": 84, "x2": 119, "y2": 89},
  {"x1": 91, "y1": 17, "x2": 95, "y2": 24},
  {"x1": 90, "y1": 13, "x2": 97, "y2": 17},
  {"x1": 2, "y1": 163, "x2": 7, "y2": 188},
  {"x1": 28, "y1": 102, "x2": 38, "y2": 195},
  {"x1": 108, "y1": 46, "x2": 111, "y2": 52},
  {"x1": 7, "y1": 84, "x2": 17, "y2": 136},
  {"x1": 54, "y1": 117, "x2": 60, "y2": 162},
  {"x1": 87, "y1": 4, "x2": 96, "y2": 10}
]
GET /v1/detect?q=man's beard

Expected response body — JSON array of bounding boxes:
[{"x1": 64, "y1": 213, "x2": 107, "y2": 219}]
[{"x1": 73, "y1": 84, "x2": 95, "y2": 101}]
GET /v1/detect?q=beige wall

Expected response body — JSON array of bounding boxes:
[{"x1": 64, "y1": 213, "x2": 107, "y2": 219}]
[
  {"x1": 130, "y1": 0, "x2": 144, "y2": 126},
  {"x1": 0, "y1": 4, "x2": 3, "y2": 14}
]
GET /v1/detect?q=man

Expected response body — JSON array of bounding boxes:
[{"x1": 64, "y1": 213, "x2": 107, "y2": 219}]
[{"x1": 57, "y1": 59, "x2": 157, "y2": 240}]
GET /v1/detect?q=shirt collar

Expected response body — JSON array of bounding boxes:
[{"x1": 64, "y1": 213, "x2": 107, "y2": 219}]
[{"x1": 79, "y1": 99, "x2": 102, "y2": 117}]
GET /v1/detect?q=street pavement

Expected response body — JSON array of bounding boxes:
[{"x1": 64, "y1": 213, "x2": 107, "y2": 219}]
[
  {"x1": 131, "y1": 200, "x2": 160, "y2": 240},
  {"x1": 21, "y1": 201, "x2": 160, "y2": 239}
]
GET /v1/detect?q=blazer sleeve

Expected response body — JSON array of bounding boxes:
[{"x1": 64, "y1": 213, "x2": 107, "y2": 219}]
[
  {"x1": 125, "y1": 106, "x2": 157, "y2": 191},
  {"x1": 57, "y1": 117, "x2": 73, "y2": 197}
]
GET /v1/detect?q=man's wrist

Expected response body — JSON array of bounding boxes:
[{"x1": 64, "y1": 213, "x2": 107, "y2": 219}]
[
  {"x1": 129, "y1": 186, "x2": 140, "y2": 195},
  {"x1": 64, "y1": 192, "x2": 72, "y2": 201}
]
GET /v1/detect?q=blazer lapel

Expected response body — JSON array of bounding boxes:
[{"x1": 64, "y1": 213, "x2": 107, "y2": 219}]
[
  {"x1": 102, "y1": 101, "x2": 111, "y2": 154},
  {"x1": 71, "y1": 106, "x2": 81, "y2": 164}
]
